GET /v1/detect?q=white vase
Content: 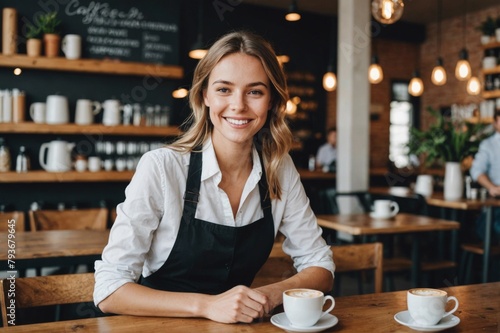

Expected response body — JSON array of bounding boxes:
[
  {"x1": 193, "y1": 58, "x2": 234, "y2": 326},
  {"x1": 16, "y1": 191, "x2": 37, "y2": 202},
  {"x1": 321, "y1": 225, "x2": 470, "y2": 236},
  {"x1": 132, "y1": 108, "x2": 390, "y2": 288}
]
[{"x1": 444, "y1": 162, "x2": 463, "y2": 201}]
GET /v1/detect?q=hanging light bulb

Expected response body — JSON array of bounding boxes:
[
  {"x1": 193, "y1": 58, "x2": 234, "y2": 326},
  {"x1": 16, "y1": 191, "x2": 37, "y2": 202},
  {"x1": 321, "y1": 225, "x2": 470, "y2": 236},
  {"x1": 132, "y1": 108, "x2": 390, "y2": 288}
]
[
  {"x1": 455, "y1": 48, "x2": 471, "y2": 81},
  {"x1": 323, "y1": 63, "x2": 337, "y2": 92},
  {"x1": 466, "y1": 76, "x2": 481, "y2": 95},
  {"x1": 408, "y1": 71, "x2": 424, "y2": 97},
  {"x1": 371, "y1": 0, "x2": 404, "y2": 24},
  {"x1": 431, "y1": 57, "x2": 447, "y2": 86},
  {"x1": 323, "y1": 72, "x2": 337, "y2": 92},
  {"x1": 285, "y1": 0, "x2": 301, "y2": 21},
  {"x1": 368, "y1": 55, "x2": 383, "y2": 84}
]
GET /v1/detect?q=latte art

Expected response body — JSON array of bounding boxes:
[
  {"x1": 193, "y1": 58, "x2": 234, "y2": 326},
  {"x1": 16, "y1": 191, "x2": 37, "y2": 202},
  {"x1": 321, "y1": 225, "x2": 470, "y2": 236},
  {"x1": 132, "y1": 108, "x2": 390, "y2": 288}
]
[
  {"x1": 409, "y1": 288, "x2": 446, "y2": 297},
  {"x1": 285, "y1": 289, "x2": 323, "y2": 298}
]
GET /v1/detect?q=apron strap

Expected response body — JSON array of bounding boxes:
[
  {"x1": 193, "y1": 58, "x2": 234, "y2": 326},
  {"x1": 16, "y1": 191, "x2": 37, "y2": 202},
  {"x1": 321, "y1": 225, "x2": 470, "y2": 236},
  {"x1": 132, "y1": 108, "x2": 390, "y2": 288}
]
[{"x1": 182, "y1": 148, "x2": 203, "y2": 224}]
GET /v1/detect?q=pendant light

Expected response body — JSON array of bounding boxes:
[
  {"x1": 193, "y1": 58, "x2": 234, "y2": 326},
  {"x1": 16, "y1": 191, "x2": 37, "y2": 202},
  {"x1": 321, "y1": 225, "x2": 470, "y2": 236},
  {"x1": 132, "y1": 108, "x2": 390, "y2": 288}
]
[
  {"x1": 189, "y1": 1, "x2": 207, "y2": 59},
  {"x1": 371, "y1": 0, "x2": 404, "y2": 24},
  {"x1": 466, "y1": 76, "x2": 481, "y2": 95},
  {"x1": 368, "y1": 41, "x2": 383, "y2": 84},
  {"x1": 431, "y1": 0, "x2": 447, "y2": 86},
  {"x1": 285, "y1": 0, "x2": 301, "y2": 22},
  {"x1": 323, "y1": 17, "x2": 337, "y2": 92},
  {"x1": 455, "y1": 0, "x2": 471, "y2": 81},
  {"x1": 408, "y1": 70, "x2": 424, "y2": 97}
]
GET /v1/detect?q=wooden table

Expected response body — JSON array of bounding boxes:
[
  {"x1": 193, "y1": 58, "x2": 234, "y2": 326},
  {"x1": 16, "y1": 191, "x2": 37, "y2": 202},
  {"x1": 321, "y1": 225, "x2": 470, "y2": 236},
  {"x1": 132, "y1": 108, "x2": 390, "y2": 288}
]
[
  {"x1": 1, "y1": 282, "x2": 497, "y2": 332},
  {"x1": 0, "y1": 230, "x2": 109, "y2": 271},
  {"x1": 316, "y1": 213, "x2": 460, "y2": 286}
]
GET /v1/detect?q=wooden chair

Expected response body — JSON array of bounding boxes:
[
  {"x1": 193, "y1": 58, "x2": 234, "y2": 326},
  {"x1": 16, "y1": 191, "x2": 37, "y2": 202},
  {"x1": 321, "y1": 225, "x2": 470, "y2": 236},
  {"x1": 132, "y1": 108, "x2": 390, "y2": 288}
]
[
  {"x1": 0, "y1": 211, "x2": 25, "y2": 232},
  {"x1": 0, "y1": 273, "x2": 95, "y2": 327},
  {"x1": 29, "y1": 208, "x2": 108, "y2": 231},
  {"x1": 460, "y1": 243, "x2": 500, "y2": 283},
  {"x1": 332, "y1": 242, "x2": 383, "y2": 295}
]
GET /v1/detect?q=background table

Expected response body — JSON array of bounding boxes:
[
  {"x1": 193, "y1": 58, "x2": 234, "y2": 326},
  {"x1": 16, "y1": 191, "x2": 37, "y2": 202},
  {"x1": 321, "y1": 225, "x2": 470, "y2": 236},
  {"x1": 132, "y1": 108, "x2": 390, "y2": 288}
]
[
  {"x1": 316, "y1": 213, "x2": 460, "y2": 286},
  {"x1": 0, "y1": 282, "x2": 497, "y2": 332},
  {"x1": 0, "y1": 230, "x2": 109, "y2": 271}
]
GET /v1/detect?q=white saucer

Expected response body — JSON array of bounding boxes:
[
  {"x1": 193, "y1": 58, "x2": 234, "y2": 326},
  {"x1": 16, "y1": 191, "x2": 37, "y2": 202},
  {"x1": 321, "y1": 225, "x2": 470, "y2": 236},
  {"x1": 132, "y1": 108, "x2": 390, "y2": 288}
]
[
  {"x1": 394, "y1": 310, "x2": 460, "y2": 332},
  {"x1": 270, "y1": 312, "x2": 338, "y2": 333},
  {"x1": 369, "y1": 212, "x2": 394, "y2": 219}
]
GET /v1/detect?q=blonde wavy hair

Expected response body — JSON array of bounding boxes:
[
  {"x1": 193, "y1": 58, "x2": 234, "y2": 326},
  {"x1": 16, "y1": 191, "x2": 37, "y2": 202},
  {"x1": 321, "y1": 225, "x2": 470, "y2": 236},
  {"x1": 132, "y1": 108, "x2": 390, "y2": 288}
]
[{"x1": 170, "y1": 31, "x2": 292, "y2": 200}]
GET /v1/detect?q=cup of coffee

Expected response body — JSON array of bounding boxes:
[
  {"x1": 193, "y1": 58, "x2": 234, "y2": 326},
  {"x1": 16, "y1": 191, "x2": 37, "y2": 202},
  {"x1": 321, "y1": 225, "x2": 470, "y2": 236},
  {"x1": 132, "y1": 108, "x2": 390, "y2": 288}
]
[
  {"x1": 283, "y1": 288, "x2": 335, "y2": 327},
  {"x1": 407, "y1": 288, "x2": 459, "y2": 326},
  {"x1": 61, "y1": 34, "x2": 82, "y2": 60},
  {"x1": 372, "y1": 200, "x2": 399, "y2": 218}
]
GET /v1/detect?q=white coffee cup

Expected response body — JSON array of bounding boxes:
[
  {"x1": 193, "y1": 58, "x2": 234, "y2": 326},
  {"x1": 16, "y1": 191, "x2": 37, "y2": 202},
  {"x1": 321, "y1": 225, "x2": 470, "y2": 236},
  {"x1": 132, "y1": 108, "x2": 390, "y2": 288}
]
[
  {"x1": 415, "y1": 175, "x2": 433, "y2": 198},
  {"x1": 29, "y1": 102, "x2": 46, "y2": 123},
  {"x1": 283, "y1": 288, "x2": 335, "y2": 327},
  {"x1": 74, "y1": 159, "x2": 87, "y2": 172},
  {"x1": 103, "y1": 158, "x2": 114, "y2": 171},
  {"x1": 75, "y1": 99, "x2": 101, "y2": 125},
  {"x1": 88, "y1": 156, "x2": 102, "y2": 172},
  {"x1": 373, "y1": 200, "x2": 399, "y2": 218},
  {"x1": 407, "y1": 288, "x2": 459, "y2": 327},
  {"x1": 61, "y1": 34, "x2": 82, "y2": 60}
]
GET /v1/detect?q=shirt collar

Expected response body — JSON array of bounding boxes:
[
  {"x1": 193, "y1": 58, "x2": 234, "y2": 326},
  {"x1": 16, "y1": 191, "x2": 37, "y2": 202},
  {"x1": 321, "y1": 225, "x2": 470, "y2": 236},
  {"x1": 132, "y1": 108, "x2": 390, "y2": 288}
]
[{"x1": 200, "y1": 137, "x2": 263, "y2": 182}]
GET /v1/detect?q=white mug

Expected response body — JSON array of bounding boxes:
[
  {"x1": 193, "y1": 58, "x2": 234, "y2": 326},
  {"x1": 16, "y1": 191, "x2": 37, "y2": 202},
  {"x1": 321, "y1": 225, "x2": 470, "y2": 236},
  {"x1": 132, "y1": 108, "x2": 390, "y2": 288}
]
[
  {"x1": 46, "y1": 95, "x2": 69, "y2": 124},
  {"x1": 102, "y1": 99, "x2": 123, "y2": 126},
  {"x1": 29, "y1": 102, "x2": 46, "y2": 123},
  {"x1": 283, "y1": 289, "x2": 335, "y2": 327},
  {"x1": 74, "y1": 159, "x2": 87, "y2": 172},
  {"x1": 415, "y1": 175, "x2": 433, "y2": 198},
  {"x1": 61, "y1": 34, "x2": 82, "y2": 60},
  {"x1": 88, "y1": 156, "x2": 102, "y2": 172},
  {"x1": 407, "y1": 288, "x2": 459, "y2": 326},
  {"x1": 75, "y1": 99, "x2": 101, "y2": 125},
  {"x1": 373, "y1": 200, "x2": 399, "y2": 218}
]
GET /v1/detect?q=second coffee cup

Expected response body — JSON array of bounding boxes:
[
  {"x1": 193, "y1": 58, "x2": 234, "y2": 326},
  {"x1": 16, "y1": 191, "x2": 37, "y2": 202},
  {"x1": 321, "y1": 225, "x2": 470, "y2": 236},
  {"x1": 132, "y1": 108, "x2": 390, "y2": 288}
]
[
  {"x1": 283, "y1": 288, "x2": 335, "y2": 327},
  {"x1": 407, "y1": 288, "x2": 459, "y2": 326}
]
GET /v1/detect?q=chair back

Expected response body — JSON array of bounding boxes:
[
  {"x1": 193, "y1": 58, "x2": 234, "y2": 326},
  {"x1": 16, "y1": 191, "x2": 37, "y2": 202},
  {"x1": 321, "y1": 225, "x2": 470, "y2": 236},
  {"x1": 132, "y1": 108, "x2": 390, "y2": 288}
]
[
  {"x1": 0, "y1": 211, "x2": 25, "y2": 232},
  {"x1": 332, "y1": 242, "x2": 383, "y2": 293},
  {"x1": 0, "y1": 273, "x2": 95, "y2": 327},
  {"x1": 317, "y1": 188, "x2": 372, "y2": 215},
  {"x1": 29, "y1": 208, "x2": 108, "y2": 231},
  {"x1": 251, "y1": 242, "x2": 296, "y2": 288}
]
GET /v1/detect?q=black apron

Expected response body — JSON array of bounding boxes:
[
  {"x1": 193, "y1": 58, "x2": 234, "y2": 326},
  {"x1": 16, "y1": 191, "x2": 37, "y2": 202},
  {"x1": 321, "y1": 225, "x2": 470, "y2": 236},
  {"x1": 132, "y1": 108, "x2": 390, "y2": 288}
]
[{"x1": 140, "y1": 148, "x2": 275, "y2": 294}]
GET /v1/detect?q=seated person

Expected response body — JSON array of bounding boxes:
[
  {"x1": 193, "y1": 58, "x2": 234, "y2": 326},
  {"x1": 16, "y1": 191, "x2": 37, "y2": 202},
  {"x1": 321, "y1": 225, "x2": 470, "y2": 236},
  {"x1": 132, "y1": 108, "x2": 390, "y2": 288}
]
[
  {"x1": 469, "y1": 109, "x2": 500, "y2": 242},
  {"x1": 316, "y1": 127, "x2": 337, "y2": 172}
]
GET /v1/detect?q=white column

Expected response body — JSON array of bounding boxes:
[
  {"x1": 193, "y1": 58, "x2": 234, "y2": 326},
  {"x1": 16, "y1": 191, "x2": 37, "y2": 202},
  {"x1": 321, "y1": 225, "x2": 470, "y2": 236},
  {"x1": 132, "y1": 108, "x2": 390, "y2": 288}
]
[{"x1": 336, "y1": 0, "x2": 371, "y2": 213}]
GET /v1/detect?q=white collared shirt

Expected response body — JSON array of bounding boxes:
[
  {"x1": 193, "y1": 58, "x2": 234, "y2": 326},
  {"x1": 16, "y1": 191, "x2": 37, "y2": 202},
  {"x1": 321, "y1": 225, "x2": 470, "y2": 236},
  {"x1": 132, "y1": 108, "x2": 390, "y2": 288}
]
[{"x1": 94, "y1": 138, "x2": 334, "y2": 305}]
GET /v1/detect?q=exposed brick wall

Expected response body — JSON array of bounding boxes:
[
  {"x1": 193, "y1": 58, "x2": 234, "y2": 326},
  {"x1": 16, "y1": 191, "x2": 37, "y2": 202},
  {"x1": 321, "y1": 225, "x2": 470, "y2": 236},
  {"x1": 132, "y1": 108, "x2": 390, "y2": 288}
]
[{"x1": 326, "y1": 4, "x2": 500, "y2": 169}]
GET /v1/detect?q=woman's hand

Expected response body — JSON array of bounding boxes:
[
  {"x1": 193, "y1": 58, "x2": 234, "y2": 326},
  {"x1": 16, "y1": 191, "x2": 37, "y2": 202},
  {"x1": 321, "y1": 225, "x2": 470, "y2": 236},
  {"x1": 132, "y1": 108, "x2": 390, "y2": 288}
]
[{"x1": 202, "y1": 285, "x2": 270, "y2": 323}]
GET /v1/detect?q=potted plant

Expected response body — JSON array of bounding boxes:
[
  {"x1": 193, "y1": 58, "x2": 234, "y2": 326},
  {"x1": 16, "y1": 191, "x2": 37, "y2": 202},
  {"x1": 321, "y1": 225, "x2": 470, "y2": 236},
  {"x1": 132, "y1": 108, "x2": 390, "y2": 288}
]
[
  {"x1": 477, "y1": 16, "x2": 496, "y2": 45},
  {"x1": 39, "y1": 12, "x2": 61, "y2": 57},
  {"x1": 25, "y1": 22, "x2": 42, "y2": 57},
  {"x1": 407, "y1": 107, "x2": 489, "y2": 200}
]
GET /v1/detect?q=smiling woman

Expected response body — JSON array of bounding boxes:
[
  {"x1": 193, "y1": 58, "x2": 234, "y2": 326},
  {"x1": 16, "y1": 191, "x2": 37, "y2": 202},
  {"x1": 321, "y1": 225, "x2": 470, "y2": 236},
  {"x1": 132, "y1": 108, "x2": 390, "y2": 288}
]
[{"x1": 94, "y1": 31, "x2": 334, "y2": 325}]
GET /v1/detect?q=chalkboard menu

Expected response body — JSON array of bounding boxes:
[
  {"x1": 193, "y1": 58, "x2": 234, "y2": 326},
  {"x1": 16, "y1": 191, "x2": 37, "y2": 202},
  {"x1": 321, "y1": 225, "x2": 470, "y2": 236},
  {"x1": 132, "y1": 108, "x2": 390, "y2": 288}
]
[{"x1": 11, "y1": 0, "x2": 180, "y2": 64}]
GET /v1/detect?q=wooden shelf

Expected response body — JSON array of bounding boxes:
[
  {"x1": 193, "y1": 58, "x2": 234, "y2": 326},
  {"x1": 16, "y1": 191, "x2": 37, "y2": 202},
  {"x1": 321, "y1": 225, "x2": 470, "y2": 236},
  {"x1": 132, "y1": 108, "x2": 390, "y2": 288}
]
[
  {"x1": 482, "y1": 41, "x2": 500, "y2": 50},
  {"x1": 0, "y1": 170, "x2": 134, "y2": 183},
  {"x1": 0, "y1": 54, "x2": 183, "y2": 79},
  {"x1": 466, "y1": 116, "x2": 493, "y2": 124},
  {"x1": 482, "y1": 66, "x2": 500, "y2": 75},
  {"x1": 482, "y1": 90, "x2": 500, "y2": 99},
  {"x1": 0, "y1": 122, "x2": 181, "y2": 137}
]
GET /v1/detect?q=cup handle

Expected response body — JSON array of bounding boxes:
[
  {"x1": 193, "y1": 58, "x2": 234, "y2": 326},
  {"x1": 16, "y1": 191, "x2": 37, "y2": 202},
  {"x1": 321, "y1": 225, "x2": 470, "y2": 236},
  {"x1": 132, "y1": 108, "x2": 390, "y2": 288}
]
[
  {"x1": 39, "y1": 143, "x2": 49, "y2": 171},
  {"x1": 443, "y1": 296, "x2": 459, "y2": 318},
  {"x1": 390, "y1": 202, "x2": 400, "y2": 217},
  {"x1": 29, "y1": 104, "x2": 35, "y2": 120},
  {"x1": 61, "y1": 36, "x2": 67, "y2": 53},
  {"x1": 92, "y1": 101, "x2": 102, "y2": 115},
  {"x1": 320, "y1": 295, "x2": 335, "y2": 318}
]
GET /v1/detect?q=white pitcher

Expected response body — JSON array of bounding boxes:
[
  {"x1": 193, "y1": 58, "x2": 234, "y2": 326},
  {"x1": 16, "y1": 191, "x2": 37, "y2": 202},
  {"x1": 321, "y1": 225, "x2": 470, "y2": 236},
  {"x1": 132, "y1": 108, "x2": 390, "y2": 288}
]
[
  {"x1": 102, "y1": 99, "x2": 123, "y2": 126},
  {"x1": 46, "y1": 95, "x2": 69, "y2": 124},
  {"x1": 39, "y1": 140, "x2": 75, "y2": 172}
]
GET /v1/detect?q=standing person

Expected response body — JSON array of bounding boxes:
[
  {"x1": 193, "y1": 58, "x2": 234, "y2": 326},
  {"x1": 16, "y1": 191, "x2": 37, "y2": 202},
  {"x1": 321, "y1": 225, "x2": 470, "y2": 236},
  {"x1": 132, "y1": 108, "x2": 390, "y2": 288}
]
[
  {"x1": 470, "y1": 109, "x2": 500, "y2": 241},
  {"x1": 94, "y1": 31, "x2": 334, "y2": 324},
  {"x1": 316, "y1": 127, "x2": 337, "y2": 172}
]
